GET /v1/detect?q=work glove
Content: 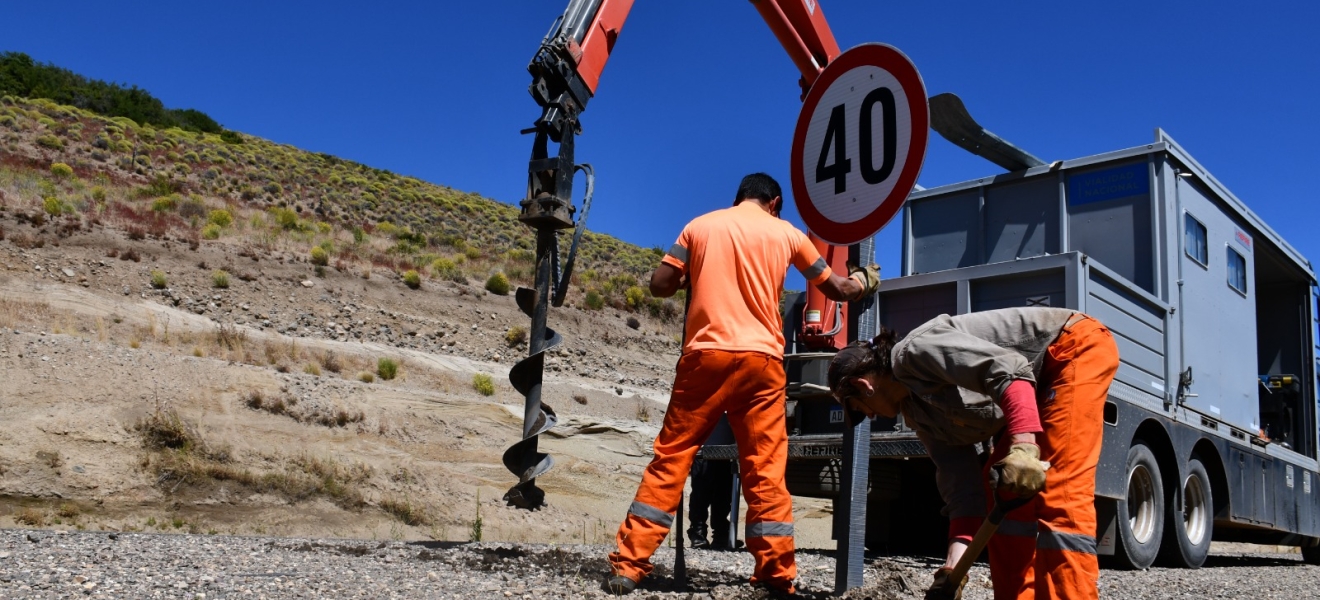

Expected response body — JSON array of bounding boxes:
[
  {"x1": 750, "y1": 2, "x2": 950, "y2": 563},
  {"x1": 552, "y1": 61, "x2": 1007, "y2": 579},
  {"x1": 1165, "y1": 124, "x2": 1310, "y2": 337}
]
[
  {"x1": 924, "y1": 567, "x2": 967, "y2": 600},
  {"x1": 847, "y1": 262, "x2": 880, "y2": 300},
  {"x1": 990, "y1": 443, "x2": 1050, "y2": 498}
]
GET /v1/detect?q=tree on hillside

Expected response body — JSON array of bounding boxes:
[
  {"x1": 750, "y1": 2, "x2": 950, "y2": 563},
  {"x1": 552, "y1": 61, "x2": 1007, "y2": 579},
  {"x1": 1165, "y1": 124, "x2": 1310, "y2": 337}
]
[{"x1": 0, "y1": 51, "x2": 223, "y2": 134}]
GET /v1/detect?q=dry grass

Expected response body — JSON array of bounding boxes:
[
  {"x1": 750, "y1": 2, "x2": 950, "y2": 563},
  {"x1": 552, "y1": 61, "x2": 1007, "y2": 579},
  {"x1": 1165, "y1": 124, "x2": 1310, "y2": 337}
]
[
  {"x1": 134, "y1": 408, "x2": 372, "y2": 510},
  {"x1": 380, "y1": 495, "x2": 432, "y2": 526},
  {"x1": 14, "y1": 507, "x2": 45, "y2": 527},
  {"x1": 243, "y1": 390, "x2": 363, "y2": 428},
  {"x1": 0, "y1": 298, "x2": 52, "y2": 330}
]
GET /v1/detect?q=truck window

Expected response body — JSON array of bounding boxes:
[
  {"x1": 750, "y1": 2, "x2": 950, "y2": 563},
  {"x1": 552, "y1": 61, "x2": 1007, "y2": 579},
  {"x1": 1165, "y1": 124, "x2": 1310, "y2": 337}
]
[
  {"x1": 1185, "y1": 213, "x2": 1208, "y2": 267},
  {"x1": 1227, "y1": 246, "x2": 1247, "y2": 295}
]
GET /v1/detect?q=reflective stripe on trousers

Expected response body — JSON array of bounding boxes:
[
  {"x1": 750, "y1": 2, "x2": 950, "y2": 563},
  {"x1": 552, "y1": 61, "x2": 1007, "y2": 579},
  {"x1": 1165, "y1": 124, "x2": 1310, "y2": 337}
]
[
  {"x1": 628, "y1": 501, "x2": 673, "y2": 528},
  {"x1": 1037, "y1": 529, "x2": 1097, "y2": 554},
  {"x1": 746, "y1": 521, "x2": 793, "y2": 538}
]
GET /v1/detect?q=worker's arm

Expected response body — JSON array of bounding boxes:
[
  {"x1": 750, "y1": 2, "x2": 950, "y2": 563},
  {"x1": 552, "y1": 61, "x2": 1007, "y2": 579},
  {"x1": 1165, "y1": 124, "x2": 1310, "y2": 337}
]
[
  {"x1": 650, "y1": 262, "x2": 685, "y2": 298},
  {"x1": 816, "y1": 270, "x2": 864, "y2": 302},
  {"x1": 792, "y1": 231, "x2": 877, "y2": 302}
]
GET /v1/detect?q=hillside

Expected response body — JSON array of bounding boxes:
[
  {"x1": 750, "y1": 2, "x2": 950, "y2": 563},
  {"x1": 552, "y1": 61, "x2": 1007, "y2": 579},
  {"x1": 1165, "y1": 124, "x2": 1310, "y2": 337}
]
[
  {"x1": 0, "y1": 92, "x2": 843, "y2": 549},
  {"x1": 0, "y1": 93, "x2": 675, "y2": 315}
]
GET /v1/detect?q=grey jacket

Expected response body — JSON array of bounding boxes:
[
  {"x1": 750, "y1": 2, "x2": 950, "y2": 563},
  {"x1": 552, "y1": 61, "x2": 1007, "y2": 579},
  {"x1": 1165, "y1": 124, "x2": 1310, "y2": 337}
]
[{"x1": 891, "y1": 307, "x2": 1077, "y2": 519}]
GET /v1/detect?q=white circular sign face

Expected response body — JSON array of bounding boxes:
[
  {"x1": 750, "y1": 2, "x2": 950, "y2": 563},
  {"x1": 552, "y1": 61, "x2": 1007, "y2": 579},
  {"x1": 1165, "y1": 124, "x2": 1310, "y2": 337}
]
[{"x1": 791, "y1": 44, "x2": 928, "y2": 246}]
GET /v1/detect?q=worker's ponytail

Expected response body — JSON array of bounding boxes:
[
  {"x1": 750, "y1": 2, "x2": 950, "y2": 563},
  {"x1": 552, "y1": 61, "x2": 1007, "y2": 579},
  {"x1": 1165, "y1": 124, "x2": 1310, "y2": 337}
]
[{"x1": 827, "y1": 328, "x2": 900, "y2": 394}]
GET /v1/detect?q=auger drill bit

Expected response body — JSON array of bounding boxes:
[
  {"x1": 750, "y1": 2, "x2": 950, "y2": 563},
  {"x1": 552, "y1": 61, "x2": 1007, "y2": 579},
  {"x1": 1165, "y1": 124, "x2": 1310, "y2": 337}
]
[{"x1": 505, "y1": 118, "x2": 593, "y2": 509}]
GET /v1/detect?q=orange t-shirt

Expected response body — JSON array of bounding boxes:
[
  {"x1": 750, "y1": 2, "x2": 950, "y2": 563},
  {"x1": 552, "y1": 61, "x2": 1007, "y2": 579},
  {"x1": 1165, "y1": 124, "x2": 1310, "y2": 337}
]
[{"x1": 662, "y1": 201, "x2": 832, "y2": 358}]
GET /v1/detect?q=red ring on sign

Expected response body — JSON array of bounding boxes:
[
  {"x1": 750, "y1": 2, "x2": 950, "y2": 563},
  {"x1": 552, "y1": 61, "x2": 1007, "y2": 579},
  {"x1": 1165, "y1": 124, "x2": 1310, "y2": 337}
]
[{"x1": 790, "y1": 43, "x2": 928, "y2": 246}]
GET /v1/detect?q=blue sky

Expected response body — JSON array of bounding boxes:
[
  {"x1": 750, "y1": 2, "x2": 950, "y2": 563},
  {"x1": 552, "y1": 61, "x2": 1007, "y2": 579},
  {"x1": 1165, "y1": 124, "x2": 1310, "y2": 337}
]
[{"x1": 6, "y1": 1, "x2": 1318, "y2": 285}]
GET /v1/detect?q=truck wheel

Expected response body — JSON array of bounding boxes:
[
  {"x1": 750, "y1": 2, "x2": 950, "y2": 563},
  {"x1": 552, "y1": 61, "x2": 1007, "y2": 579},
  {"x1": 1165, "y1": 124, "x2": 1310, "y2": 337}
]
[
  {"x1": 1112, "y1": 442, "x2": 1163, "y2": 569},
  {"x1": 1158, "y1": 457, "x2": 1213, "y2": 568},
  {"x1": 1303, "y1": 542, "x2": 1320, "y2": 565}
]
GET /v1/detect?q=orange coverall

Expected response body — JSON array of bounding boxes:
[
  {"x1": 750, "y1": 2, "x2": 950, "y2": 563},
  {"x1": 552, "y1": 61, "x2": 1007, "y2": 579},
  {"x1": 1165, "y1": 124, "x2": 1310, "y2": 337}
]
[{"x1": 608, "y1": 201, "x2": 833, "y2": 592}]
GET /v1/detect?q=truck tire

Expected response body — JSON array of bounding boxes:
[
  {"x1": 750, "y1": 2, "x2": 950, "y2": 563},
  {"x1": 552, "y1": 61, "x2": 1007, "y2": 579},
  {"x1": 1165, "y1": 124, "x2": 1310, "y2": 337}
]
[
  {"x1": 1303, "y1": 542, "x2": 1320, "y2": 565},
  {"x1": 1158, "y1": 457, "x2": 1213, "y2": 568},
  {"x1": 1112, "y1": 442, "x2": 1164, "y2": 569}
]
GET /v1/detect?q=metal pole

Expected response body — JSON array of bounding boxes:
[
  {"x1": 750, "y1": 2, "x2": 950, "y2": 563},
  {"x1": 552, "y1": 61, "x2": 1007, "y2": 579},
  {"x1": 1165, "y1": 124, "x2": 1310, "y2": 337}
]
[{"x1": 834, "y1": 236, "x2": 877, "y2": 594}]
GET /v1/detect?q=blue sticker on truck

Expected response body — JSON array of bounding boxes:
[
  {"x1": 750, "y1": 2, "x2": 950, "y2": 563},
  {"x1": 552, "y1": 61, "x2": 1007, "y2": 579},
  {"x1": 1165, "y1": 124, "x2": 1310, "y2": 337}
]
[
  {"x1": 829, "y1": 408, "x2": 845, "y2": 424},
  {"x1": 1069, "y1": 163, "x2": 1150, "y2": 206}
]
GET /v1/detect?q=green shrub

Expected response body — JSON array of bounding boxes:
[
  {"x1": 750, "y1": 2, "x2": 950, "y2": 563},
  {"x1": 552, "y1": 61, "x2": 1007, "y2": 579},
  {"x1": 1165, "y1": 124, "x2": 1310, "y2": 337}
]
[
  {"x1": 431, "y1": 258, "x2": 463, "y2": 283},
  {"x1": 315, "y1": 221, "x2": 332, "y2": 234},
  {"x1": 201, "y1": 223, "x2": 221, "y2": 240},
  {"x1": 0, "y1": 115, "x2": 14, "y2": 128},
  {"x1": 212, "y1": 270, "x2": 230, "y2": 288},
  {"x1": 352, "y1": 227, "x2": 366, "y2": 244},
  {"x1": 141, "y1": 175, "x2": 180, "y2": 198},
  {"x1": 485, "y1": 272, "x2": 510, "y2": 296},
  {"x1": 36, "y1": 135, "x2": 63, "y2": 150},
  {"x1": 150, "y1": 270, "x2": 168, "y2": 289},
  {"x1": 402, "y1": 270, "x2": 421, "y2": 289},
  {"x1": 90, "y1": 186, "x2": 106, "y2": 202},
  {"x1": 219, "y1": 130, "x2": 243, "y2": 144},
  {"x1": 585, "y1": 290, "x2": 605, "y2": 310},
  {"x1": 42, "y1": 196, "x2": 62, "y2": 217},
  {"x1": 310, "y1": 246, "x2": 329, "y2": 266},
  {"x1": 50, "y1": 162, "x2": 74, "y2": 179},
  {"x1": 505, "y1": 326, "x2": 527, "y2": 347},
  {"x1": 625, "y1": 286, "x2": 647, "y2": 309},
  {"x1": 207, "y1": 209, "x2": 232, "y2": 228},
  {"x1": 464, "y1": 247, "x2": 482, "y2": 261},
  {"x1": 271, "y1": 207, "x2": 299, "y2": 230},
  {"x1": 377, "y1": 358, "x2": 399, "y2": 381},
  {"x1": 472, "y1": 373, "x2": 495, "y2": 396},
  {"x1": 151, "y1": 195, "x2": 178, "y2": 213}
]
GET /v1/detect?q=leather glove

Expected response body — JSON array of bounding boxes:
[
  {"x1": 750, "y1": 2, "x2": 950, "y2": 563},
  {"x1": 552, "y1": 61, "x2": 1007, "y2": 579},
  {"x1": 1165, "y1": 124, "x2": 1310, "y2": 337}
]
[
  {"x1": 847, "y1": 262, "x2": 880, "y2": 299},
  {"x1": 924, "y1": 567, "x2": 967, "y2": 600},
  {"x1": 990, "y1": 443, "x2": 1049, "y2": 498}
]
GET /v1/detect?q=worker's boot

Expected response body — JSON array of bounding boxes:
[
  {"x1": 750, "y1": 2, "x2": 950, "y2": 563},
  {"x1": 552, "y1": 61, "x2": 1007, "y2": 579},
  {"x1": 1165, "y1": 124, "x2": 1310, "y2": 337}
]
[
  {"x1": 604, "y1": 575, "x2": 637, "y2": 596},
  {"x1": 709, "y1": 525, "x2": 732, "y2": 550},
  {"x1": 687, "y1": 523, "x2": 710, "y2": 549}
]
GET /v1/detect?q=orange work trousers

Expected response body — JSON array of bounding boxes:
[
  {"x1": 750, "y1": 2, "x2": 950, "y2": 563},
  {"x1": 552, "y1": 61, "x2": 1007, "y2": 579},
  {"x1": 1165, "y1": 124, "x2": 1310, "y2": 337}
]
[
  {"x1": 608, "y1": 349, "x2": 796, "y2": 592},
  {"x1": 985, "y1": 315, "x2": 1119, "y2": 600}
]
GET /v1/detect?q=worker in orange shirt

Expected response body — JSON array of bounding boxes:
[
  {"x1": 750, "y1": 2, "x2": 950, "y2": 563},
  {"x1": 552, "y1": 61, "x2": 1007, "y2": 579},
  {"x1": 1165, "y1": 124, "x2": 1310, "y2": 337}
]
[
  {"x1": 827, "y1": 308, "x2": 1119, "y2": 600},
  {"x1": 605, "y1": 173, "x2": 878, "y2": 595}
]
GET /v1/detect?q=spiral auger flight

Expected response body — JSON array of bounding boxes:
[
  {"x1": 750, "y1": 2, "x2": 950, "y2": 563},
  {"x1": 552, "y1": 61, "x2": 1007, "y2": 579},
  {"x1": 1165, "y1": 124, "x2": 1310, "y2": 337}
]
[{"x1": 503, "y1": 162, "x2": 593, "y2": 510}]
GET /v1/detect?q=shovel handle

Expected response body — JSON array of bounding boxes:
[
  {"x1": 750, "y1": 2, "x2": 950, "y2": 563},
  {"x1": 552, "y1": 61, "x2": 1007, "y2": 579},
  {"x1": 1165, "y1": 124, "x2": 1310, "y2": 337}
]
[{"x1": 939, "y1": 495, "x2": 1034, "y2": 593}]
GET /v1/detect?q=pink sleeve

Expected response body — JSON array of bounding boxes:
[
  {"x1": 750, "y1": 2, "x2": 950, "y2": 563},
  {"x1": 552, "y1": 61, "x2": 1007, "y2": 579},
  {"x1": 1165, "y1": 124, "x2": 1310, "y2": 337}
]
[
  {"x1": 1001, "y1": 380, "x2": 1042, "y2": 435},
  {"x1": 949, "y1": 516, "x2": 981, "y2": 544}
]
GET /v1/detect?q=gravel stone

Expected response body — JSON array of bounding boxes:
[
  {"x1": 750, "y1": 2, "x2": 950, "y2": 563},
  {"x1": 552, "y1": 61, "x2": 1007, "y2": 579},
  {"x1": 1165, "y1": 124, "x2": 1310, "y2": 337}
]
[{"x1": 0, "y1": 530, "x2": 1316, "y2": 599}]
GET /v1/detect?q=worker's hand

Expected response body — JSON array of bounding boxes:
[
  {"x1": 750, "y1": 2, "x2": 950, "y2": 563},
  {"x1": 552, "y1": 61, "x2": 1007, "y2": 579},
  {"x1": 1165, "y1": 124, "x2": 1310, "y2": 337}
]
[
  {"x1": 847, "y1": 262, "x2": 880, "y2": 300},
  {"x1": 990, "y1": 443, "x2": 1049, "y2": 498},
  {"x1": 924, "y1": 567, "x2": 967, "y2": 600}
]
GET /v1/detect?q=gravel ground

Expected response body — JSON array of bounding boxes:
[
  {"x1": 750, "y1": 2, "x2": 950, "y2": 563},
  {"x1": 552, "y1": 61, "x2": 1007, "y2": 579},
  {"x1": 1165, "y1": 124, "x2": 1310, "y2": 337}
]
[{"x1": 1, "y1": 529, "x2": 1317, "y2": 599}]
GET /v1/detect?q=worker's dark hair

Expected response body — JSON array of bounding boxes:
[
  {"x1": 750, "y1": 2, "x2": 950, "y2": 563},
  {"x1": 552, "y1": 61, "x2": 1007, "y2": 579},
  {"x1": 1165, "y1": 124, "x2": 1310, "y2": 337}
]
[
  {"x1": 734, "y1": 172, "x2": 782, "y2": 205},
  {"x1": 827, "y1": 328, "x2": 901, "y2": 400}
]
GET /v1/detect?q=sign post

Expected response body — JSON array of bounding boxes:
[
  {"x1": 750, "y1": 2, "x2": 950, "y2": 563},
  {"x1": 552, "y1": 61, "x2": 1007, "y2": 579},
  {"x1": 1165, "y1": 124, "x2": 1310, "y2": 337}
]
[{"x1": 789, "y1": 43, "x2": 927, "y2": 594}]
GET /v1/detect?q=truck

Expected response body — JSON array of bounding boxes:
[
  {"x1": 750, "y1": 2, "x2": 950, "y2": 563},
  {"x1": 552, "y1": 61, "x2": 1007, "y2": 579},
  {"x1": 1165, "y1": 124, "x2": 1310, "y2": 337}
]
[{"x1": 705, "y1": 128, "x2": 1320, "y2": 569}]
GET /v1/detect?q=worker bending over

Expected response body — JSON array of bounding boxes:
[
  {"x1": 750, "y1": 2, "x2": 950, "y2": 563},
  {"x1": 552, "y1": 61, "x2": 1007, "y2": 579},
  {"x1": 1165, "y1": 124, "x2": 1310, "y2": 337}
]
[
  {"x1": 606, "y1": 173, "x2": 878, "y2": 595},
  {"x1": 828, "y1": 307, "x2": 1118, "y2": 600}
]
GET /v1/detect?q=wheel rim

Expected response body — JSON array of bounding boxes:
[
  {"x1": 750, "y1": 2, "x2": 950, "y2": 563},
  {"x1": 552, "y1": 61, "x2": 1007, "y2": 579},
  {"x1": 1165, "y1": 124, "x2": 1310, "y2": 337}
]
[
  {"x1": 1127, "y1": 464, "x2": 1157, "y2": 543},
  {"x1": 1182, "y1": 472, "x2": 1208, "y2": 545}
]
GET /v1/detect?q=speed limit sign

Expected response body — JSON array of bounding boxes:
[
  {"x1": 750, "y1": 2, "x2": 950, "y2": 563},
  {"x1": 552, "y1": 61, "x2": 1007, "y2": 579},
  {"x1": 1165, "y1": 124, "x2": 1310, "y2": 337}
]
[{"x1": 791, "y1": 43, "x2": 928, "y2": 246}]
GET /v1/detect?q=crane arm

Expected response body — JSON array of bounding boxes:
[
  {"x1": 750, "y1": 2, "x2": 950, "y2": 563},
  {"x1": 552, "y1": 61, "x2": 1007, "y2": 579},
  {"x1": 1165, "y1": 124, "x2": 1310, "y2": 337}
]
[{"x1": 507, "y1": 0, "x2": 856, "y2": 511}]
